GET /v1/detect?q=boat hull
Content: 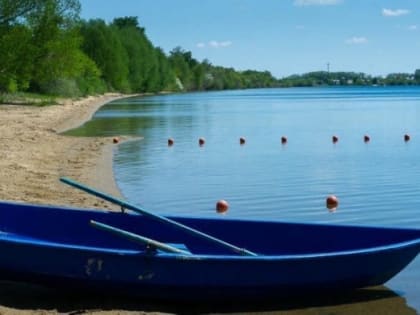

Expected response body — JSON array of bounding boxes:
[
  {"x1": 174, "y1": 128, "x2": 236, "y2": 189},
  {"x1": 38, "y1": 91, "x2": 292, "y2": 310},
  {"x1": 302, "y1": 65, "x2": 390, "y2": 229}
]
[
  {"x1": 0, "y1": 201, "x2": 420, "y2": 300},
  {"x1": 0, "y1": 243, "x2": 417, "y2": 300}
]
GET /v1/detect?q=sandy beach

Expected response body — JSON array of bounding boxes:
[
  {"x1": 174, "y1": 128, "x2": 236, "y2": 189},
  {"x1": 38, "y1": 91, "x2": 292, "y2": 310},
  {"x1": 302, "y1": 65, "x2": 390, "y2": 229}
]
[
  {"x1": 0, "y1": 94, "x2": 165, "y2": 314},
  {"x1": 0, "y1": 94, "x2": 126, "y2": 211}
]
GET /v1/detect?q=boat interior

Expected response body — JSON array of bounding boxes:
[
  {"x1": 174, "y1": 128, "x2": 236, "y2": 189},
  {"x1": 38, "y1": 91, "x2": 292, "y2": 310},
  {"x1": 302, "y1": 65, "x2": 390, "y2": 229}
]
[{"x1": 1, "y1": 201, "x2": 420, "y2": 256}]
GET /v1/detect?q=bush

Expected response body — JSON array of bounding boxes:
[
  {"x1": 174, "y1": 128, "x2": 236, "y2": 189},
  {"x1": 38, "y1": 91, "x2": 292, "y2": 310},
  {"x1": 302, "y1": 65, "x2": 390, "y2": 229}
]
[
  {"x1": 7, "y1": 79, "x2": 18, "y2": 93},
  {"x1": 76, "y1": 76, "x2": 107, "y2": 96},
  {"x1": 40, "y1": 78, "x2": 81, "y2": 97}
]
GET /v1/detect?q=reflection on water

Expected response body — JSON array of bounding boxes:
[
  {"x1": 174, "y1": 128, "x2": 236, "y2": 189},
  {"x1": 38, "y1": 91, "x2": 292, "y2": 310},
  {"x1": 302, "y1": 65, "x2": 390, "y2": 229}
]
[
  {"x1": 67, "y1": 88, "x2": 420, "y2": 222},
  {"x1": 0, "y1": 282, "x2": 416, "y2": 314},
  {"x1": 66, "y1": 87, "x2": 420, "y2": 312}
]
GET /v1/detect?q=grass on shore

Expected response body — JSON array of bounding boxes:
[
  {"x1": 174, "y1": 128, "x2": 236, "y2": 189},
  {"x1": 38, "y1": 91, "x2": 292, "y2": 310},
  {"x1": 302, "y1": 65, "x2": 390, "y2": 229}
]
[{"x1": 0, "y1": 92, "x2": 58, "y2": 106}]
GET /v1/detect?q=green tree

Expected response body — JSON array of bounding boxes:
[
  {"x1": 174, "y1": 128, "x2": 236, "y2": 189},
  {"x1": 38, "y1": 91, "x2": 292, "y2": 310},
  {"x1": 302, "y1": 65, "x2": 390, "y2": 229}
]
[
  {"x1": 0, "y1": 0, "x2": 41, "y2": 25},
  {"x1": 414, "y1": 69, "x2": 420, "y2": 84},
  {"x1": 25, "y1": 0, "x2": 94, "y2": 95},
  {"x1": 0, "y1": 0, "x2": 97, "y2": 95},
  {"x1": 0, "y1": 24, "x2": 33, "y2": 91},
  {"x1": 155, "y1": 47, "x2": 175, "y2": 91},
  {"x1": 169, "y1": 46, "x2": 194, "y2": 90},
  {"x1": 192, "y1": 63, "x2": 205, "y2": 90},
  {"x1": 80, "y1": 19, "x2": 129, "y2": 92},
  {"x1": 385, "y1": 73, "x2": 413, "y2": 86},
  {"x1": 112, "y1": 17, "x2": 158, "y2": 92},
  {"x1": 1, "y1": 3, "x2": 284, "y2": 96}
]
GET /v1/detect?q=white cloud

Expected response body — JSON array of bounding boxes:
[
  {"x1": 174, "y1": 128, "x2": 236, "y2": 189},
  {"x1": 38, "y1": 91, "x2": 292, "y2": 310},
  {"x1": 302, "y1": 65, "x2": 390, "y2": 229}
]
[
  {"x1": 295, "y1": 25, "x2": 305, "y2": 30},
  {"x1": 382, "y1": 8, "x2": 410, "y2": 17},
  {"x1": 408, "y1": 25, "x2": 418, "y2": 31},
  {"x1": 345, "y1": 36, "x2": 368, "y2": 45},
  {"x1": 209, "y1": 40, "x2": 232, "y2": 48},
  {"x1": 294, "y1": 0, "x2": 342, "y2": 6},
  {"x1": 196, "y1": 41, "x2": 232, "y2": 49}
]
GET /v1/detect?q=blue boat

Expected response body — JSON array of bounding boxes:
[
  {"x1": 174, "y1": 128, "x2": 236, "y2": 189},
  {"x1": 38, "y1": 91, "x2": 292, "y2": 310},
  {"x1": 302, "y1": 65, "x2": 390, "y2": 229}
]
[{"x1": 0, "y1": 177, "x2": 419, "y2": 301}]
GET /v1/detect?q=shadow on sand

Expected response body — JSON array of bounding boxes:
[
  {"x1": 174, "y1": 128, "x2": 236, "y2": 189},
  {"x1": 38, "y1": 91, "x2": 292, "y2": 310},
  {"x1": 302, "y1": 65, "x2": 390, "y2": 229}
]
[{"x1": 0, "y1": 282, "x2": 416, "y2": 314}]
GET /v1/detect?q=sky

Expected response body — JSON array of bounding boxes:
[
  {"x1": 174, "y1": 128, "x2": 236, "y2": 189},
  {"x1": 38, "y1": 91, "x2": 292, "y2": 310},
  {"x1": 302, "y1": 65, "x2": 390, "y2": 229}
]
[{"x1": 79, "y1": 0, "x2": 420, "y2": 78}]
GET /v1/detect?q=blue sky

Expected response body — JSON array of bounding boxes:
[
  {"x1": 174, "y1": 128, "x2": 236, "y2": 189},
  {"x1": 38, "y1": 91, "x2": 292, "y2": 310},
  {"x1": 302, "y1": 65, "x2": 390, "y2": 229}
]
[{"x1": 79, "y1": 0, "x2": 420, "y2": 78}]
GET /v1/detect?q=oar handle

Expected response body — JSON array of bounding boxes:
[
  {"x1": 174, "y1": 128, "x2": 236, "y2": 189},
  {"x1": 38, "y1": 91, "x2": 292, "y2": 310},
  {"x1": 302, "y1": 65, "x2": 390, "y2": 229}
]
[
  {"x1": 90, "y1": 220, "x2": 191, "y2": 255},
  {"x1": 60, "y1": 177, "x2": 257, "y2": 256}
]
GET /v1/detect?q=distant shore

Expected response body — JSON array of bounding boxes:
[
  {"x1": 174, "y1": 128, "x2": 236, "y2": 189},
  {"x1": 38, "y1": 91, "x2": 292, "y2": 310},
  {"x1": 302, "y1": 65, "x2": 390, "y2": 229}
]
[{"x1": 0, "y1": 93, "x2": 133, "y2": 211}]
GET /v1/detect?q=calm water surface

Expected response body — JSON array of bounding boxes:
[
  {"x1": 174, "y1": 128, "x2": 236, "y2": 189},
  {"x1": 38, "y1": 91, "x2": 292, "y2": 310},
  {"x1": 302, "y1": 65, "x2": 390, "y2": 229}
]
[{"x1": 68, "y1": 86, "x2": 420, "y2": 313}]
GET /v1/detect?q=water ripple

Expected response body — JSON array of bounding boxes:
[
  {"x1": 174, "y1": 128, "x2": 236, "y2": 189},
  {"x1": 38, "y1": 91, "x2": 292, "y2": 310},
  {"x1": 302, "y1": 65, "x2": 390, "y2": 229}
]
[{"x1": 96, "y1": 87, "x2": 420, "y2": 230}]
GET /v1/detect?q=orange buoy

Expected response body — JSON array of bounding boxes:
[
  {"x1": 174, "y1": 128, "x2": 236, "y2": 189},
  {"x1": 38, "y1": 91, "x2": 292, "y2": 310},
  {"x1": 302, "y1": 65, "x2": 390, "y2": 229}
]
[
  {"x1": 112, "y1": 137, "x2": 120, "y2": 144},
  {"x1": 326, "y1": 195, "x2": 339, "y2": 211},
  {"x1": 239, "y1": 137, "x2": 246, "y2": 145},
  {"x1": 332, "y1": 135, "x2": 339, "y2": 143},
  {"x1": 404, "y1": 134, "x2": 411, "y2": 142},
  {"x1": 364, "y1": 135, "x2": 370, "y2": 143},
  {"x1": 199, "y1": 137, "x2": 206, "y2": 146},
  {"x1": 216, "y1": 200, "x2": 229, "y2": 214},
  {"x1": 168, "y1": 138, "x2": 174, "y2": 146},
  {"x1": 281, "y1": 136, "x2": 288, "y2": 144}
]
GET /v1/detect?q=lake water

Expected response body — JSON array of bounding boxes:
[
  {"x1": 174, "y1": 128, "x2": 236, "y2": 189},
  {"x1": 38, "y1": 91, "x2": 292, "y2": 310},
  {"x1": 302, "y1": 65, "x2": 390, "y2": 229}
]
[{"x1": 67, "y1": 86, "x2": 420, "y2": 313}]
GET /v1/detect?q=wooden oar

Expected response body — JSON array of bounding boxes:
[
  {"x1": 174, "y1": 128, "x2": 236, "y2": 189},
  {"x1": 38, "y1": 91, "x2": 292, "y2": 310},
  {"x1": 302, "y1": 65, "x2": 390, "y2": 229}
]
[
  {"x1": 60, "y1": 177, "x2": 257, "y2": 256},
  {"x1": 90, "y1": 220, "x2": 191, "y2": 255}
]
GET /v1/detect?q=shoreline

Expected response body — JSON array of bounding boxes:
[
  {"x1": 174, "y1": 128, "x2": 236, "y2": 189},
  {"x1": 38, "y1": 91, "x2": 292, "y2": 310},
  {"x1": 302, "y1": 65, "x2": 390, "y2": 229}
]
[
  {"x1": 0, "y1": 93, "x2": 177, "y2": 315},
  {"x1": 0, "y1": 93, "x2": 132, "y2": 211}
]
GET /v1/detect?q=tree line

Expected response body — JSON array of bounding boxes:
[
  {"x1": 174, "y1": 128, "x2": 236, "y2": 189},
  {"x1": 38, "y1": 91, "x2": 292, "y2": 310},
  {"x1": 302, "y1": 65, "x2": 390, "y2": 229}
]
[
  {"x1": 2, "y1": 0, "x2": 420, "y2": 98},
  {"x1": 278, "y1": 71, "x2": 420, "y2": 87},
  {"x1": 0, "y1": 0, "x2": 278, "y2": 97}
]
